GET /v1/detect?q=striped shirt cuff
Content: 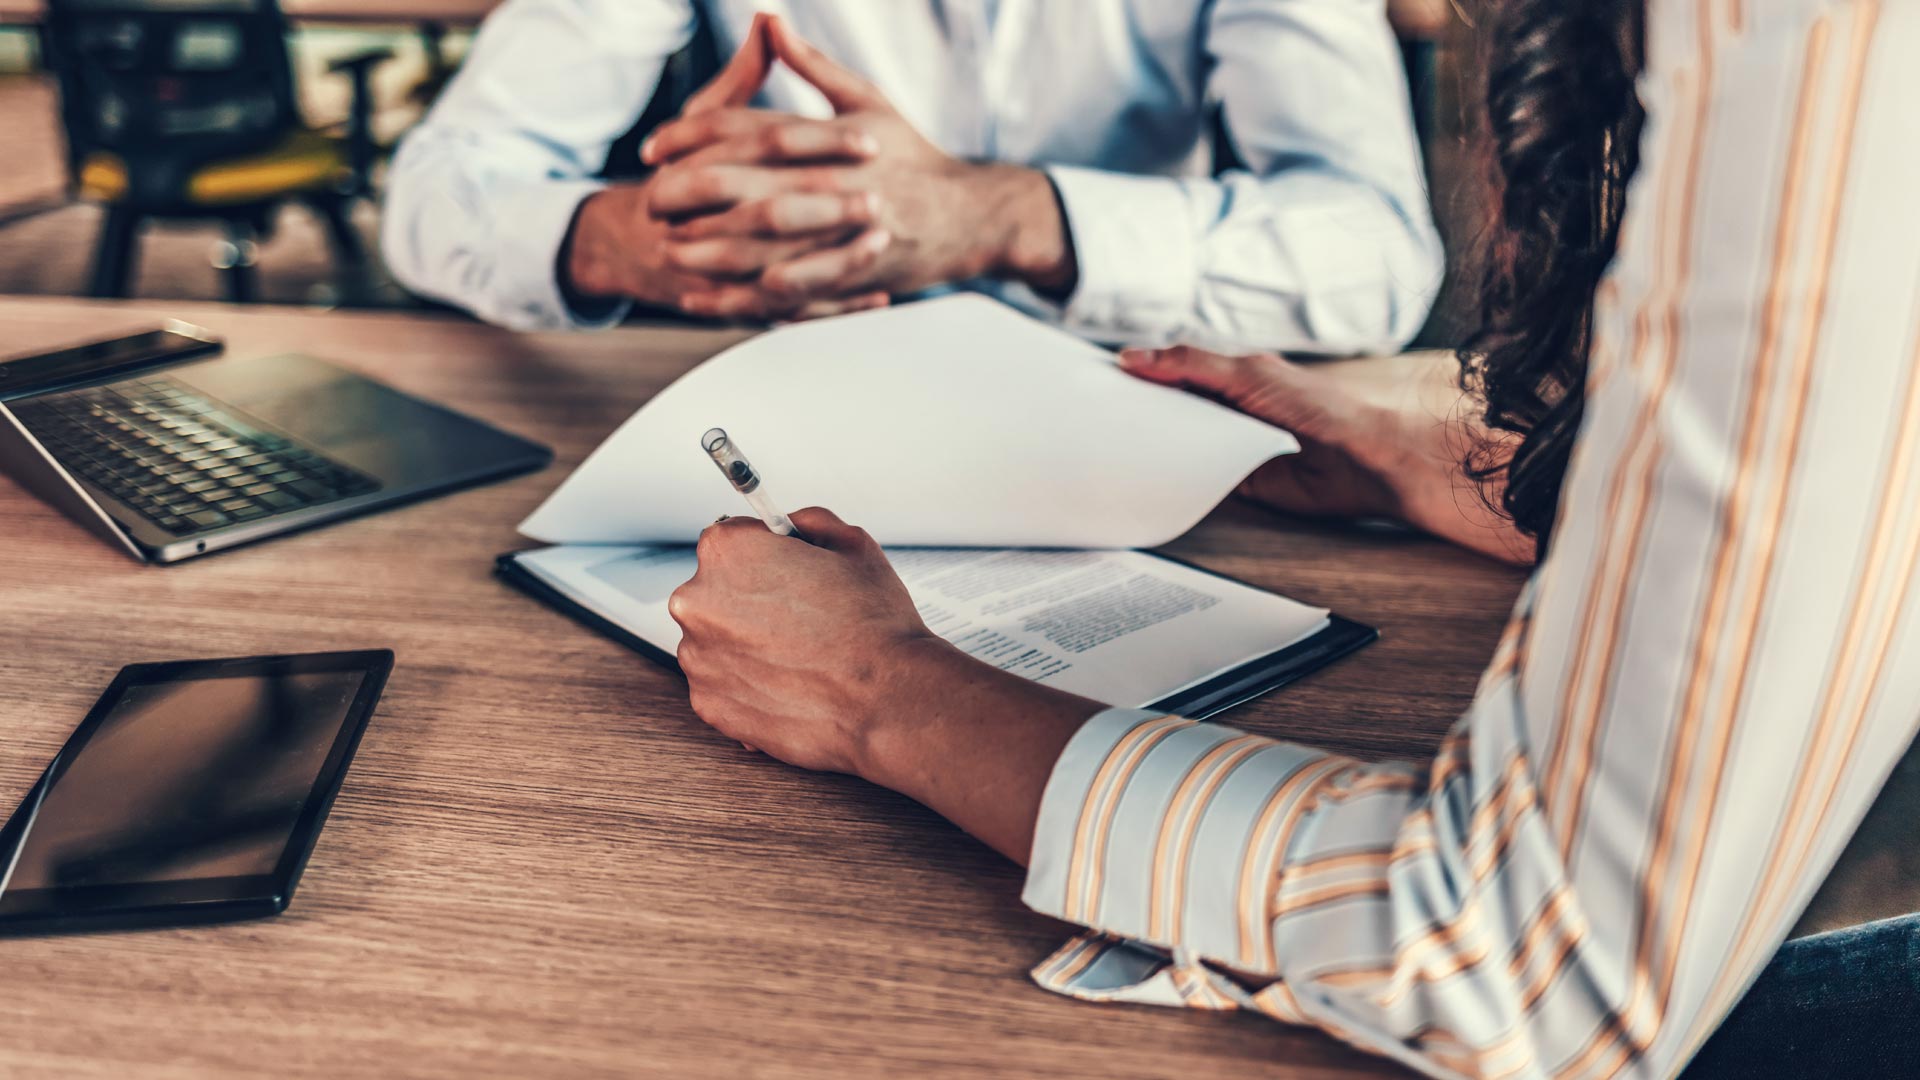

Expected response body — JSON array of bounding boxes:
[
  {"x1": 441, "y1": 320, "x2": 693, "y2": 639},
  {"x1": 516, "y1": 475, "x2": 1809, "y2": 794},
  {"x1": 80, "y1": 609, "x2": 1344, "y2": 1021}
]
[{"x1": 1022, "y1": 708, "x2": 1334, "y2": 970}]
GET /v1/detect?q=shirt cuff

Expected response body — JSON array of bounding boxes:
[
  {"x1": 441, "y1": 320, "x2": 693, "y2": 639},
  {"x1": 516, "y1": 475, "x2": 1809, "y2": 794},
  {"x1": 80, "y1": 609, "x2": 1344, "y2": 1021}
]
[
  {"x1": 497, "y1": 179, "x2": 632, "y2": 331},
  {"x1": 1021, "y1": 707, "x2": 1335, "y2": 970},
  {"x1": 1043, "y1": 166, "x2": 1198, "y2": 345}
]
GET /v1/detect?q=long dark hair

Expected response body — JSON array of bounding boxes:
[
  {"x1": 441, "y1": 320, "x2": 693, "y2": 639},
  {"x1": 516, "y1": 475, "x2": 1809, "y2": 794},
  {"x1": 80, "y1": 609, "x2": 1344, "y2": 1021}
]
[{"x1": 1463, "y1": 0, "x2": 1646, "y2": 554}]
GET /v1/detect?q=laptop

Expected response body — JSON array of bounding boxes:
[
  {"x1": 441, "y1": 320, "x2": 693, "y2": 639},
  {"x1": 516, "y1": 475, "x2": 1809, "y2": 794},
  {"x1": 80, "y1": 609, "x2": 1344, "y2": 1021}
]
[{"x1": 0, "y1": 322, "x2": 552, "y2": 563}]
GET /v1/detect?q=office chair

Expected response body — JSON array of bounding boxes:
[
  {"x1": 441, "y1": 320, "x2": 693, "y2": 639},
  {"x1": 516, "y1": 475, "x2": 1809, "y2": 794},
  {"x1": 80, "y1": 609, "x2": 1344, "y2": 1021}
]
[{"x1": 40, "y1": 0, "x2": 392, "y2": 301}]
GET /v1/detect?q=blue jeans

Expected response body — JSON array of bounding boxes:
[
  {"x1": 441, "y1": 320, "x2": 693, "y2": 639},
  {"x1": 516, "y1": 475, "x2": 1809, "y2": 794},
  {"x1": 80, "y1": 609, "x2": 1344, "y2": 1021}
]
[{"x1": 1683, "y1": 914, "x2": 1920, "y2": 1077}]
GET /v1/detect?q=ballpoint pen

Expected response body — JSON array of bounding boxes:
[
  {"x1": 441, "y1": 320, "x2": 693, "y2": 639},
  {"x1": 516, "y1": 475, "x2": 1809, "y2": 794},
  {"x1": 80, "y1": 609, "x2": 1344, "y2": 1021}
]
[{"x1": 701, "y1": 427, "x2": 798, "y2": 537}]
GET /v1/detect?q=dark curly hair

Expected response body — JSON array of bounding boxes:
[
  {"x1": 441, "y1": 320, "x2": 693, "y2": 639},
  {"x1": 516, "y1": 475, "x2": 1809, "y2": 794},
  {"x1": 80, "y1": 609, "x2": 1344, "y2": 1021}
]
[{"x1": 1462, "y1": 0, "x2": 1647, "y2": 554}]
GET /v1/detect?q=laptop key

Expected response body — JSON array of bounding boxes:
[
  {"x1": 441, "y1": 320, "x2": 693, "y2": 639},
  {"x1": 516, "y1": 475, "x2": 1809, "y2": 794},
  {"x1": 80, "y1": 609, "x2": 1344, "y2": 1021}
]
[
  {"x1": 257, "y1": 490, "x2": 301, "y2": 510},
  {"x1": 287, "y1": 479, "x2": 335, "y2": 501},
  {"x1": 185, "y1": 509, "x2": 230, "y2": 529}
]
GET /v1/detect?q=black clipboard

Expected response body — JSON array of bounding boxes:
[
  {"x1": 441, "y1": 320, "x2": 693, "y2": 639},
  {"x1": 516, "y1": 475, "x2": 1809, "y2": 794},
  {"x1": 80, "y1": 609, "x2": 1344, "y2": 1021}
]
[{"x1": 495, "y1": 548, "x2": 1376, "y2": 722}]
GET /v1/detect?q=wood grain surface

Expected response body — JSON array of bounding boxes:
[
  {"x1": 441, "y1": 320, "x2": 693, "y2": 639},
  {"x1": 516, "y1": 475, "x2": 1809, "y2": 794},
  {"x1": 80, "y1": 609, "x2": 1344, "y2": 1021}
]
[{"x1": 0, "y1": 297, "x2": 1528, "y2": 1079}]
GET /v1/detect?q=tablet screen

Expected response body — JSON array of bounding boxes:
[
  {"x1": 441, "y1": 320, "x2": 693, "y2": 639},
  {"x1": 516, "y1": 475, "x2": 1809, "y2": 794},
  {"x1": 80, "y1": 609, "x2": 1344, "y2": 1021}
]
[{"x1": 5, "y1": 667, "x2": 368, "y2": 892}]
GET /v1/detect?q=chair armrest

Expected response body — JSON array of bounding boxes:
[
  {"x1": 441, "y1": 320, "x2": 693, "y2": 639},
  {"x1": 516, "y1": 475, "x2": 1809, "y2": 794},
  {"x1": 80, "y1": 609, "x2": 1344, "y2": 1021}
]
[
  {"x1": 324, "y1": 49, "x2": 396, "y2": 196},
  {"x1": 325, "y1": 48, "x2": 396, "y2": 77}
]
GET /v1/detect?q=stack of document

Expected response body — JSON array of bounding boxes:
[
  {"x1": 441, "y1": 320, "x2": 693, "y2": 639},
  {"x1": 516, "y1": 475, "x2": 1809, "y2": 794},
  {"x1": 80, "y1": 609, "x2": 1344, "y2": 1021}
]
[{"x1": 501, "y1": 296, "x2": 1374, "y2": 718}]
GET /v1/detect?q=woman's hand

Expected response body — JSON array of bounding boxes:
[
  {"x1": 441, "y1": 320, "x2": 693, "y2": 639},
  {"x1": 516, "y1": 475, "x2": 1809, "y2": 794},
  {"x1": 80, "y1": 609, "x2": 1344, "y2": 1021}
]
[
  {"x1": 1120, "y1": 346, "x2": 1534, "y2": 565},
  {"x1": 668, "y1": 507, "x2": 1105, "y2": 862}
]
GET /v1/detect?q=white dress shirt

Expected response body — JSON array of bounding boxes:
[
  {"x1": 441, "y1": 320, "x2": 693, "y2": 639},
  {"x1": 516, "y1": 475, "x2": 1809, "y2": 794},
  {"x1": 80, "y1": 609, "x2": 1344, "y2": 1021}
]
[
  {"x1": 1022, "y1": 1, "x2": 1920, "y2": 1076},
  {"x1": 381, "y1": 0, "x2": 1443, "y2": 354}
]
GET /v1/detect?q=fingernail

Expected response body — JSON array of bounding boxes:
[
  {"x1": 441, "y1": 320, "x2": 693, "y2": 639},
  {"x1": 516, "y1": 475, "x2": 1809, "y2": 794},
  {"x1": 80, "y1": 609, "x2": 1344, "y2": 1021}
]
[
  {"x1": 1118, "y1": 348, "x2": 1151, "y2": 367},
  {"x1": 639, "y1": 137, "x2": 658, "y2": 164},
  {"x1": 866, "y1": 229, "x2": 892, "y2": 250},
  {"x1": 851, "y1": 133, "x2": 879, "y2": 155}
]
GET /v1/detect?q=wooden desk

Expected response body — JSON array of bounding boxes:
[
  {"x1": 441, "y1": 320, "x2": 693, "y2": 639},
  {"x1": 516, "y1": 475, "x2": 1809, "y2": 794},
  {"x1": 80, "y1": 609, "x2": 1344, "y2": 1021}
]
[
  {"x1": 0, "y1": 298, "x2": 1528, "y2": 1079},
  {"x1": 0, "y1": 2, "x2": 498, "y2": 26}
]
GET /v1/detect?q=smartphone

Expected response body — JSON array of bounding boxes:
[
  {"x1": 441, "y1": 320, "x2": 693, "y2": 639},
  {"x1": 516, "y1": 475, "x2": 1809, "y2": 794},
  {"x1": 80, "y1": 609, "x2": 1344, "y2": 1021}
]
[{"x1": 0, "y1": 321, "x2": 222, "y2": 403}]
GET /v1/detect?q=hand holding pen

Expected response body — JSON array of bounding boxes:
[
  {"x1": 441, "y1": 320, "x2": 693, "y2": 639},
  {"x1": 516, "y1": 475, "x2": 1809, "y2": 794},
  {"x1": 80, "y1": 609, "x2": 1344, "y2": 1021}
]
[{"x1": 701, "y1": 427, "x2": 800, "y2": 538}]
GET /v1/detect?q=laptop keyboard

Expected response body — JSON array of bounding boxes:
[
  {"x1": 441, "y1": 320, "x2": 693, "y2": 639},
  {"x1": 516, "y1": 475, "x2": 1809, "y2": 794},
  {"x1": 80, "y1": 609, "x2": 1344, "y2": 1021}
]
[{"x1": 11, "y1": 376, "x2": 381, "y2": 537}]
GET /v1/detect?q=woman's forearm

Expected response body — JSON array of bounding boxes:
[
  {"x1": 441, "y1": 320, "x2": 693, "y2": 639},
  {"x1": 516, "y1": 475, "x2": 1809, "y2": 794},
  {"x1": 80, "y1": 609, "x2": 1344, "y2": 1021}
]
[
  {"x1": 854, "y1": 637, "x2": 1106, "y2": 865},
  {"x1": 1386, "y1": 428, "x2": 1535, "y2": 565},
  {"x1": 1335, "y1": 351, "x2": 1535, "y2": 565}
]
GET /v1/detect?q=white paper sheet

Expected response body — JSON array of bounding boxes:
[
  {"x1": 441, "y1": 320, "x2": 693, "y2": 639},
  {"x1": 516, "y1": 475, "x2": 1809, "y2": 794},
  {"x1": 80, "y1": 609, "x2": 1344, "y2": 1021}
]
[
  {"x1": 518, "y1": 295, "x2": 1298, "y2": 549},
  {"x1": 513, "y1": 544, "x2": 1330, "y2": 709}
]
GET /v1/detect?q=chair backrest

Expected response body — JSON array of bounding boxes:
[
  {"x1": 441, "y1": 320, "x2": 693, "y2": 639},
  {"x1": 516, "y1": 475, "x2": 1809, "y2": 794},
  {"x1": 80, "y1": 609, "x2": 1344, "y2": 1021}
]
[{"x1": 42, "y1": 0, "x2": 300, "y2": 170}]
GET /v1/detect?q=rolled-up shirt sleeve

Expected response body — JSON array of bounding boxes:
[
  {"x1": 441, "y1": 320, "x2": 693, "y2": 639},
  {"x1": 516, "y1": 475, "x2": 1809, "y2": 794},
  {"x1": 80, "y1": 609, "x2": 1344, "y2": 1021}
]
[
  {"x1": 1043, "y1": 0, "x2": 1443, "y2": 355},
  {"x1": 380, "y1": 0, "x2": 696, "y2": 330},
  {"x1": 1024, "y1": 709, "x2": 1349, "y2": 968}
]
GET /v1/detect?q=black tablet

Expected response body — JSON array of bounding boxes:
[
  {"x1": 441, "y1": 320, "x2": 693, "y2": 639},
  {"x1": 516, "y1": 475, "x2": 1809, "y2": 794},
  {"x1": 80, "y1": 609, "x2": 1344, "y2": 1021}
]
[{"x1": 0, "y1": 650, "x2": 393, "y2": 936}]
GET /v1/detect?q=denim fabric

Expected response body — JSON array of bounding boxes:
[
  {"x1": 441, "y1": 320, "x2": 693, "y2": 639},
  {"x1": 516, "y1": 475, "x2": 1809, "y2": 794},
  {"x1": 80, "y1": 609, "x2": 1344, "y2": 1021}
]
[{"x1": 1684, "y1": 914, "x2": 1920, "y2": 1078}]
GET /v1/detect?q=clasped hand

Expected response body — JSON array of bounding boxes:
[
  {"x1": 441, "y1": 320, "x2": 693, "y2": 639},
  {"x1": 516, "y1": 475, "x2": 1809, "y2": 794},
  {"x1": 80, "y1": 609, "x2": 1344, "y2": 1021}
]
[{"x1": 568, "y1": 14, "x2": 1070, "y2": 322}]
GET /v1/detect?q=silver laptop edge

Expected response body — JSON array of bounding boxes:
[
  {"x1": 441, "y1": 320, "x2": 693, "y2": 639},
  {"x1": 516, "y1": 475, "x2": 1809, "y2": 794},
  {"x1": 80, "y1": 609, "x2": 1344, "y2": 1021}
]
[{"x1": 0, "y1": 400, "x2": 146, "y2": 562}]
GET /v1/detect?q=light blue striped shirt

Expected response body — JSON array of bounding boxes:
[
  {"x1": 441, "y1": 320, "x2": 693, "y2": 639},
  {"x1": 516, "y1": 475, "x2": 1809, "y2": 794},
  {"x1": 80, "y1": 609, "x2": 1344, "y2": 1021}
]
[{"x1": 1021, "y1": 2, "x2": 1920, "y2": 1076}]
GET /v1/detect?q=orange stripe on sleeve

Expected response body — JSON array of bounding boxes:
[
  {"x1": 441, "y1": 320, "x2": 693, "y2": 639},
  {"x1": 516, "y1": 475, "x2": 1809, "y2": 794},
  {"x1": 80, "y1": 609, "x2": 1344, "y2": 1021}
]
[
  {"x1": 1233, "y1": 757, "x2": 1348, "y2": 967},
  {"x1": 1147, "y1": 734, "x2": 1268, "y2": 941},
  {"x1": 1062, "y1": 715, "x2": 1189, "y2": 922},
  {"x1": 1080, "y1": 719, "x2": 1193, "y2": 924}
]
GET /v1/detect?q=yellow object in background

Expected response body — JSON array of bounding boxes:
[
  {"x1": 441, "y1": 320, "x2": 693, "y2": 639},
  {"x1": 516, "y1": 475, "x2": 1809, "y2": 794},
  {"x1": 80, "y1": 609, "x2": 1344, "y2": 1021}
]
[{"x1": 78, "y1": 130, "x2": 348, "y2": 206}]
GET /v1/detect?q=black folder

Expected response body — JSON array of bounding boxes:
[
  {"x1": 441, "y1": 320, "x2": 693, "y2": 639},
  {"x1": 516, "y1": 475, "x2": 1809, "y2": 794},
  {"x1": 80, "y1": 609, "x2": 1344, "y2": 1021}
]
[{"x1": 496, "y1": 547, "x2": 1377, "y2": 722}]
